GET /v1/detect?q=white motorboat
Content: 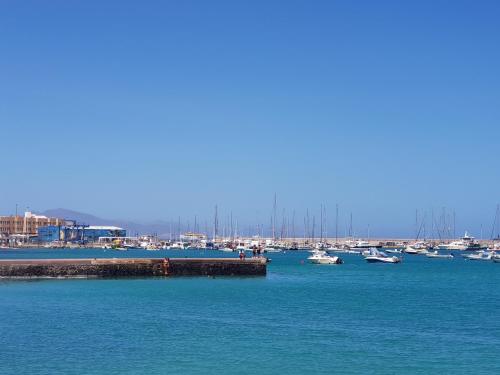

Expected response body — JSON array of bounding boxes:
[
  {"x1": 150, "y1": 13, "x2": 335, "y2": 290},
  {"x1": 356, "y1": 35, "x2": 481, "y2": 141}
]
[
  {"x1": 364, "y1": 248, "x2": 401, "y2": 263},
  {"x1": 264, "y1": 246, "x2": 282, "y2": 253},
  {"x1": 169, "y1": 242, "x2": 185, "y2": 250},
  {"x1": 462, "y1": 251, "x2": 495, "y2": 261},
  {"x1": 365, "y1": 255, "x2": 401, "y2": 263},
  {"x1": 403, "y1": 246, "x2": 420, "y2": 254},
  {"x1": 346, "y1": 249, "x2": 362, "y2": 254},
  {"x1": 404, "y1": 241, "x2": 429, "y2": 255},
  {"x1": 361, "y1": 249, "x2": 371, "y2": 257},
  {"x1": 426, "y1": 251, "x2": 454, "y2": 259},
  {"x1": 308, "y1": 252, "x2": 343, "y2": 265}
]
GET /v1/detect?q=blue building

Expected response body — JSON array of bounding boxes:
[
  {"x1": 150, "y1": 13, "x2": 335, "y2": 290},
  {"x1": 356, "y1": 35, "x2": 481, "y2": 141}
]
[
  {"x1": 37, "y1": 225, "x2": 62, "y2": 243},
  {"x1": 81, "y1": 226, "x2": 126, "y2": 242},
  {"x1": 37, "y1": 225, "x2": 126, "y2": 243}
]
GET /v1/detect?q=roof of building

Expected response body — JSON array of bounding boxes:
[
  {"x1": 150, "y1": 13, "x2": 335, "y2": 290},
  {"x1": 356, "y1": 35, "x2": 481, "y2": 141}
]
[
  {"x1": 24, "y1": 211, "x2": 48, "y2": 219},
  {"x1": 86, "y1": 226, "x2": 124, "y2": 231}
]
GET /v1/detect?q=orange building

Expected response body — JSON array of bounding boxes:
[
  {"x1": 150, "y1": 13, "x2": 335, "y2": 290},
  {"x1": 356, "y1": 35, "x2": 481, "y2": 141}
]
[{"x1": 0, "y1": 212, "x2": 65, "y2": 236}]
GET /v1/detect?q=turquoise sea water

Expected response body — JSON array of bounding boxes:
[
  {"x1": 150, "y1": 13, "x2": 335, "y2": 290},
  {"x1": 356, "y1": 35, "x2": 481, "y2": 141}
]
[{"x1": 1, "y1": 249, "x2": 499, "y2": 375}]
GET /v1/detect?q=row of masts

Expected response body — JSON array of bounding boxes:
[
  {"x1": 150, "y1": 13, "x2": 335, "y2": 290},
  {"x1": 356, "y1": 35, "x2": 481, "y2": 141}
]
[
  {"x1": 414, "y1": 205, "x2": 500, "y2": 241},
  {"x1": 163, "y1": 195, "x2": 359, "y2": 242},
  {"x1": 130, "y1": 199, "x2": 500, "y2": 242}
]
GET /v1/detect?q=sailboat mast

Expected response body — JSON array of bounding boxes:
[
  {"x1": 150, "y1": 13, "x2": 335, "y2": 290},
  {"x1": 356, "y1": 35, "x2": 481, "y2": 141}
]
[
  {"x1": 415, "y1": 209, "x2": 418, "y2": 240},
  {"x1": 213, "y1": 205, "x2": 218, "y2": 241},
  {"x1": 320, "y1": 204, "x2": 323, "y2": 243},
  {"x1": 335, "y1": 203, "x2": 339, "y2": 244},
  {"x1": 453, "y1": 210, "x2": 456, "y2": 239},
  {"x1": 272, "y1": 193, "x2": 277, "y2": 241},
  {"x1": 349, "y1": 213, "x2": 353, "y2": 239}
]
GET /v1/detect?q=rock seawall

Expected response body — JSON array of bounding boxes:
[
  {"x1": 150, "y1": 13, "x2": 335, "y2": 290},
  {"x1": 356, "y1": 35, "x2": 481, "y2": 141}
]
[{"x1": 0, "y1": 258, "x2": 267, "y2": 278}]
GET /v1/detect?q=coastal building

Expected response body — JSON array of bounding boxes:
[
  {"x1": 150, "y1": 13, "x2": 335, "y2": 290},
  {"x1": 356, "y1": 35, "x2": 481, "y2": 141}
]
[
  {"x1": 37, "y1": 225, "x2": 126, "y2": 244},
  {"x1": 82, "y1": 226, "x2": 126, "y2": 242},
  {"x1": 0, "y1": 212, "x2": 65, "y2": 236}
]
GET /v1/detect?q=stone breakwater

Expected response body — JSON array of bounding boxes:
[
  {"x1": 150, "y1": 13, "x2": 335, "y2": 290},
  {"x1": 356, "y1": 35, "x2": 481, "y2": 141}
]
[{"x1": 0, "y1": 258, "x2": 267, "y2": 278}]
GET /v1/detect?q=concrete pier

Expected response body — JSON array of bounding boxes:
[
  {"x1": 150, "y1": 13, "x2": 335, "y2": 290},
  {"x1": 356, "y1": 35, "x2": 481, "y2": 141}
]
[{"x1": 0, "y1": 258, "x2": 267, "y2": 278}]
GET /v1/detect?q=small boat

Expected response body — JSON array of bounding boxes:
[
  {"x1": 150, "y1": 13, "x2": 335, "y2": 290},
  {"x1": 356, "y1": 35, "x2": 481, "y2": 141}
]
[
  {"x1": 308, "y1": 251, "x2": 343, "y2": 265},
  {"x1": 112, "y1": 247, "x2": 127, "y2": 251},
  {"x1": 492, "y1": 255, "x2": 500, "y2": 263},
  {"x1": 404, "y1": 242, "x2": 429, "y2": 255},
  {"x1": 385, "y1": 249, "x2": 403, "y2": 254},
  {"x1": 364, "y1": 248, "x2": 401, "y2": 263},
  {"x1": 264, "y1": 247, "x2": 282, "y2": 253},
  {"x1": 169, "y1": 242, "x2": 185, "y2": 250},
  {"x1": 123, "y1": 244, "x2": 141, "y2": 250},
  {"x1": 462, "y1": 251, "x2": 495, "y2": 261},
  {"x1": 403, "y1": 246, "x2": 420, "y2": 255},
  {"x1": 346, "y1": 249, "x2": 361, "y2": 254},
  {"x1": 349, "y1": 240, "x2": 382, "y2": 249},
  {"x1": 325, "y1": 247, "x2": 347, "y2": 254},
  {"x1": 426, "y1": 251, "x2": 454, "y2": 259},
  {"x1": 297, "y1": 245, "x2": 313, "y2": 251}
]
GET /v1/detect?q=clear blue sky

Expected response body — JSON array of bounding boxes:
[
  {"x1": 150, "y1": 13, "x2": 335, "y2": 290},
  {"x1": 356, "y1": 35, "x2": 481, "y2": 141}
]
[{"x1": 1, "y1": 0, "x2": 499, "y2": 237}]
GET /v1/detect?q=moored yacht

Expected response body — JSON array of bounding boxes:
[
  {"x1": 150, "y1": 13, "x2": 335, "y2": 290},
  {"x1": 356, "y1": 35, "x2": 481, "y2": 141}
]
[
  {"x1": 438, "y1": 232, "x2": 485, "y2": 251},
  {"x1": 363, "y1": 248, "x2": 401, "y2": 263},
  {"x1": 307, "y1": 251, "x2": 343, "y2": 265}
]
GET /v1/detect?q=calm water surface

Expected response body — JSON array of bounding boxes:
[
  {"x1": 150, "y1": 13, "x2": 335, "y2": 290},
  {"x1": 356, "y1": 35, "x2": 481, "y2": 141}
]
[{"x1": 1, "y1": 249, "x2": 499, "y2": 374}]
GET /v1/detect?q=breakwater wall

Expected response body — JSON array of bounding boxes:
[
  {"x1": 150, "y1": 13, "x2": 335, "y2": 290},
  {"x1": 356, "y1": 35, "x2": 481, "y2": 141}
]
[{"x1": 0, "y1": 258, "x2": 267, "y2": 278}]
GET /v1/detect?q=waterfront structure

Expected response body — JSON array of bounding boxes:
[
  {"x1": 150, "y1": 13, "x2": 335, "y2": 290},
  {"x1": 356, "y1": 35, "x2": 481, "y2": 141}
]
[
  {"x1": 0, "y1": 212, "x2": 65, "y2": 236},
  {"x1": 37, "y1": 225, "x2": 126, "y2": 244},
  {"x1": 0, "y1": 258, "x2": 267, "y2": 278}
]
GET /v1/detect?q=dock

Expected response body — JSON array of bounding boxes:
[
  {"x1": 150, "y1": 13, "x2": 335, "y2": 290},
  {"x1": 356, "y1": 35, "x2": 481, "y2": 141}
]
[{"x1": 0, "y1": 258, "x2": 267, "y2": 278}]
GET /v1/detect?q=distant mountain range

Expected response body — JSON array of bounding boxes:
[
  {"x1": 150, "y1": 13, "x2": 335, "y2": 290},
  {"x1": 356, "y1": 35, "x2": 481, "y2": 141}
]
[{"x1": 41, "y1": 208, "x2": 174, "y2": 238}]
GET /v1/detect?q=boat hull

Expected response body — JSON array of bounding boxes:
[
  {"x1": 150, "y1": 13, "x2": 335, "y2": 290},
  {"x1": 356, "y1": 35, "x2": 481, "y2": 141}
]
[
  {"x1": 308, "y1": 256, "x2": 343, "y2": 265},
  {"x1": 365, "y1": 256, "x2": 400, "y2": 263}
]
